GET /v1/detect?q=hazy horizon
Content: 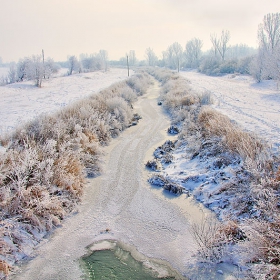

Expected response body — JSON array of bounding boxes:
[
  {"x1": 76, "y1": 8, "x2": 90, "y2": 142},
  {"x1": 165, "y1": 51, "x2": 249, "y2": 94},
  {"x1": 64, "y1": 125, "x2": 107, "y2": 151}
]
[{"x1": 0, "y1": 0, "x2": 279, "y2": 63}]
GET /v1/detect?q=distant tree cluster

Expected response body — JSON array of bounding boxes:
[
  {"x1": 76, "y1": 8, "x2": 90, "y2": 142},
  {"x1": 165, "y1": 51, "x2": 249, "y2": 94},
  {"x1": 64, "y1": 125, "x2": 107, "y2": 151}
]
[
  {"x1": 114, "y1": 31, "x2": 256, "y2": 77},
  {"x1": 2, "y1": 12, "x2": 278, "y2": 84},
  {"x1": 6, "y1": 52, "x2": 59, "y2": 87},
  {"x1": 140, "y1": 13, "x2": 278, "y2": 84},
  {"x1": 67, "y1": 50, "x2": 109, "y2": 76}
]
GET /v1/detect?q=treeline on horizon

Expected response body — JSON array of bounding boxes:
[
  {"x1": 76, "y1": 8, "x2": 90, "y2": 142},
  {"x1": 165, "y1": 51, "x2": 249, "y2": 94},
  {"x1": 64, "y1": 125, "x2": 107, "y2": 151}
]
[{"x1": 0, "y1": 12, "x2": 279, "y2": 86}]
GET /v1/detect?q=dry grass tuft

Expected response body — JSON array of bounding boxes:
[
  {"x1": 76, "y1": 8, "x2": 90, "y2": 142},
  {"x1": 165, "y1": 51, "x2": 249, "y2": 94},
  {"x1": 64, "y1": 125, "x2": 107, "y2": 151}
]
[{"x1": 198, "y1": 106, "x2": 264, "y2": 160}]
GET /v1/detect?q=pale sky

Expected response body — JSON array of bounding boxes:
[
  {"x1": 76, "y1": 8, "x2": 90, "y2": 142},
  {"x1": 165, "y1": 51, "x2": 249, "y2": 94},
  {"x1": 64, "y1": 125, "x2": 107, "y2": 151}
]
[{"x1": 0, "y1": 0, "x2": 279, "y2": 62}]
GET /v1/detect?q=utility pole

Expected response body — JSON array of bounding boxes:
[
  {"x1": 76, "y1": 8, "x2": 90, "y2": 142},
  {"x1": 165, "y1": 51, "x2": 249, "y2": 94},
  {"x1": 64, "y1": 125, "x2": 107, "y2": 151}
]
[
  {"x1": 42, "y1": 49, "x2": 45, "y2": 79},
  {"x1": 126, "y1": 55, "x2": 130, "y2": 77}
]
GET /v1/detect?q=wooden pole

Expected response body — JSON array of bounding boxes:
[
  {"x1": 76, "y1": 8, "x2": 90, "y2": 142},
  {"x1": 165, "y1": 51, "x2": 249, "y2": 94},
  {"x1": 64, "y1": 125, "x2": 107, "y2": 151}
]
[
  {"x1": 126, "y1": 55, "x2": 130, "y2": 77},
  {"x1": 42, "y1": 49, "x2": 45, "y2": 79}
]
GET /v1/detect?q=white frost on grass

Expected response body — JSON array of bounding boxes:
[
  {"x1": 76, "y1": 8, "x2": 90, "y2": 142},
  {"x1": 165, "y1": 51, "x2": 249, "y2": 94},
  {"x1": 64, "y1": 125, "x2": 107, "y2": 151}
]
[
  {"x1": 180, "y1": 71, "x2": 280, "y2": 154},
  {"x1": 0, "y1": 68, "x2": 132, "y2": 135}
]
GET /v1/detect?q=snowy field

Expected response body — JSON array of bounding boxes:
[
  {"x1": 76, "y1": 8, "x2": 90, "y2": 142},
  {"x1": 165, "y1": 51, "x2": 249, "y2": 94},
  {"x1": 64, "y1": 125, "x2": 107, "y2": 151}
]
[
  {"x1": 180, "y1": 71, "x2": 280, "y2": 154},
  {"x1": 2, "y1": 68, "x2": 279, "y2": 279},
  {"x1": 0, "y1": 67, "x2": 130, "y2": 136}
]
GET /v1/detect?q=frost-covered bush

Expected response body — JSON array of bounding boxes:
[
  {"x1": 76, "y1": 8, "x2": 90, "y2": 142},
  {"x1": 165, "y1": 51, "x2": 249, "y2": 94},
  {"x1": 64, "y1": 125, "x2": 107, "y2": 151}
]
[
  {"x1": 219, "y1": 59, "x2": 238, "y2": 74},
  {"x1": 120, "y1": 87, "x2": 137, "y2": 104},
  {"x1": 0, "y1": 71, "x2": 152, "y2": 271},
  {"x1": 198, "y1": 56, "x2": 221, "y2": 76},
  {"x1": 199, "y1": 55, "x2": 253, "y2": 76},
  {"x1": 198, "y1": 91, "x2": 212, "y2": 105},
  {"x1": 126, "y1": 72, "x2": 152, "y2": 95},
  {"x1": 105, "y1": 96, "x2": 133, "y2": 129},
  {"x1": 158, "y1": 75, "x2": 199, "y2": 114},
  {"x1": 146, "y1": 67, "x2": 176, "y2": 83},
  {"x1": 237, "y1": 56, "x2": 254, "y2": 74}
]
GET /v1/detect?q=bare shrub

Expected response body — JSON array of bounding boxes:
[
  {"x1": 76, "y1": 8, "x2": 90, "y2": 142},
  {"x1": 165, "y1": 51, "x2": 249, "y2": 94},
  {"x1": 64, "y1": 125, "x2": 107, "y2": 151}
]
[
  {"x1": 120, "y1": 87, "x2": 137, "y2": 104},
  {"x1": 239, "y1": 220, "x2": 280, "y2": 270},
  {"x1": 190, "y1": 215, "x2": 225, "y2": 262},
  {"x1": 105, "y1": 97, "x2": 133, "y2": 128},
  {"x1": 126, "y1": 72, "x2": 152, "y2": 95},
  {"x1": 198, "y1": 91, "x2": 213, "y2": 105}
]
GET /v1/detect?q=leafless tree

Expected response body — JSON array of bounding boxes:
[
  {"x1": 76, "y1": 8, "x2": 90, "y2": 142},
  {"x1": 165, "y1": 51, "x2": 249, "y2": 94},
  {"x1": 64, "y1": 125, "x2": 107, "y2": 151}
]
[
  {"x1": 163, "y1": 47, "x2": 174, "y2": 69},
  {"x1": 68, "y1": 55, "x2": 80, "y2": 75},
  {"x1": 99, "y1": 50, "x2": 109, "y2": 71},
  {"x1": 128, "y1": 50, "x2": 137, "y2": 66},
  {"x1": 44, "y1": 58, "x2": 59, "y2": 78},
  {"x1": 210, "y1": 30, "x2": 230, "y2": 61},
  {"x1": 258, "y1": 13, "x2": 280, "y2": 52},
  {"x1": 190, "y1": 215, "x2": 225, "y2": 262},
  {"x1": 219, "y1": 30, "x2": 230, "y2": 61},
  {"x1": 255, "y1": 13, "x2": 280, "y2": 84},
  {"x1": 8, "y1": 62, "x2": 18, "y2": 83},
  {"x1": 26, "y1": 55, "x2": 44, "y2": 87},
  {"x1": 210, "y1": 33, "x2": 219, "y2": 58},
  {"x1": 185, "y1": 38, "x2": 203, "y2": 68},
  {"x1": 172, "y1": 42, "x2": 183, "y2": 72},
  {"x1": 145, "y1": 47, "x2": 158, "y2": 66},
  {"x1": 164, "y1": 42, "x2": 183, "y2": 72}
]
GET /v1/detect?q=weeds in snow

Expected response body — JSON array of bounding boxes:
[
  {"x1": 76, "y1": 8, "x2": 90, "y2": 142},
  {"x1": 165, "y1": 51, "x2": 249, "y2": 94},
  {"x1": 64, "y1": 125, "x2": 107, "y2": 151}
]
[
  {"x1": 190, "y1": 215, "x2": 225, "y2": 263},
  {"x1": 148, "y1": 67, "x2": 280, "y2": 278},
  {"x1": 0, "y1": 71, "x2": 152, "y2": 274}
]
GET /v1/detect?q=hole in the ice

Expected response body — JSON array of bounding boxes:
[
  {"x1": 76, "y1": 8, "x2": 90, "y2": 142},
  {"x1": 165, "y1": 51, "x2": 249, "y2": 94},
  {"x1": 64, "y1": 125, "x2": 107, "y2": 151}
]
[{"x1": 80, "y1": 240, "x2": 186, "y2": 280}]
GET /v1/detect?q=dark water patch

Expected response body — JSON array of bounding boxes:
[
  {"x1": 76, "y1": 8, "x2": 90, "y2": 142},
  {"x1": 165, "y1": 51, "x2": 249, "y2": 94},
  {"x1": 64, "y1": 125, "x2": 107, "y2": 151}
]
[{"x1": 80, "y1": 240, "x2": 186, "y2": 280}]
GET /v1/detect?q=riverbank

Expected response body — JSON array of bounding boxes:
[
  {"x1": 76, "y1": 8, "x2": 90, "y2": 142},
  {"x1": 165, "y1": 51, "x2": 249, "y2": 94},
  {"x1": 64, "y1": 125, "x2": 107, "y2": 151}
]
[{"x1": 11, "y1": 79, "x2": 236, "y2": 280}]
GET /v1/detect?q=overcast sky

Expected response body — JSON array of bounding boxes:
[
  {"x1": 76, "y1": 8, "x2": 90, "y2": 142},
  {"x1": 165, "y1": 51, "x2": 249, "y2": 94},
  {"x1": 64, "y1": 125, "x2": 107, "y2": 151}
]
[{"x1": 0, "y1": 0, "x2": 279, "y2": 63}]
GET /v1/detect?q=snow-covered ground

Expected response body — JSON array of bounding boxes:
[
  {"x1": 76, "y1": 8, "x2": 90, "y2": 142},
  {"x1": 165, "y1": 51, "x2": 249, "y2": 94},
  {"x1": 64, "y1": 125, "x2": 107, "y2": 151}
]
[
  {"x1": 2, "y1": 69, "x2": 278, "y2": 279},
  {"x1": 180, "y1": 71, "x2": 280, "y2": 154},
  {"x1": 0, "y1": 68, "x2": 130, "y2": 136},
  {"x1": 11, "y1": 79, "x2": 237, "y2": 280}
]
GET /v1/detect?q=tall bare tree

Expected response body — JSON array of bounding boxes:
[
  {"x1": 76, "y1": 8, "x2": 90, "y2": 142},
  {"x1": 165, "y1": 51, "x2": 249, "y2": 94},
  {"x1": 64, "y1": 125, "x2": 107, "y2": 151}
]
[
  {"x1": 258, "y1": 13, "x2": 280, "y2": 52},
  {"x1": 172, "y1": 42, "x2": 183, "y2": 72},
  {"x1": 210, "y1": 33, "x2": 219, "y2": 57},
  {"x1": 128, "y1": 50, "x2": 137, "y2": 66},
  {"x1": 210, "y1": 30, "x2": 230, "y2": 61},
  {"x1": 67, "y1": 55, "x2": 79, "y2": 75},
  {"x1": 99, "y1": 50, "x2": 109, "y2": 71},
  {"x1": 185, "y1": 38, "x2": 203, "y2": 68},
  {"x1": 255, "y1": 13, "x2": 280, "y2": 83},
  {"x1": 26, "y1": 55, "x2": 44, "y2": 87},
  {"x1": 145, "y1": 47, "x2": 158, "y2": 66}
]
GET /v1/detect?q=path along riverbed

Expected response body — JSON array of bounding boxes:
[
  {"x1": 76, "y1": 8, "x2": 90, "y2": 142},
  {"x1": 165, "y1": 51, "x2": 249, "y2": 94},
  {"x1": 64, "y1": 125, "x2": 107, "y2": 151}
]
[{"x1": 13, "y1": 80, "x2": 226, "y2": 280}]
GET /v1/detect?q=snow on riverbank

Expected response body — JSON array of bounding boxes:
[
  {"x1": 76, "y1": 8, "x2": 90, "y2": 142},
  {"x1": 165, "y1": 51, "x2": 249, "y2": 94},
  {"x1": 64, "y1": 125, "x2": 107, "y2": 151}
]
[
  {"x1": 180, "y1": 71, "x2": 280, "y2": 155},
  {"x1": 145, "y1": 69, "x2": 280, "y2": 279},
  {"x1": 0, "y1": 68, "x2": 131, "y2": 136},
  {"x1": 10, "y1": 79, "x2": 237, "y2": 280}
]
